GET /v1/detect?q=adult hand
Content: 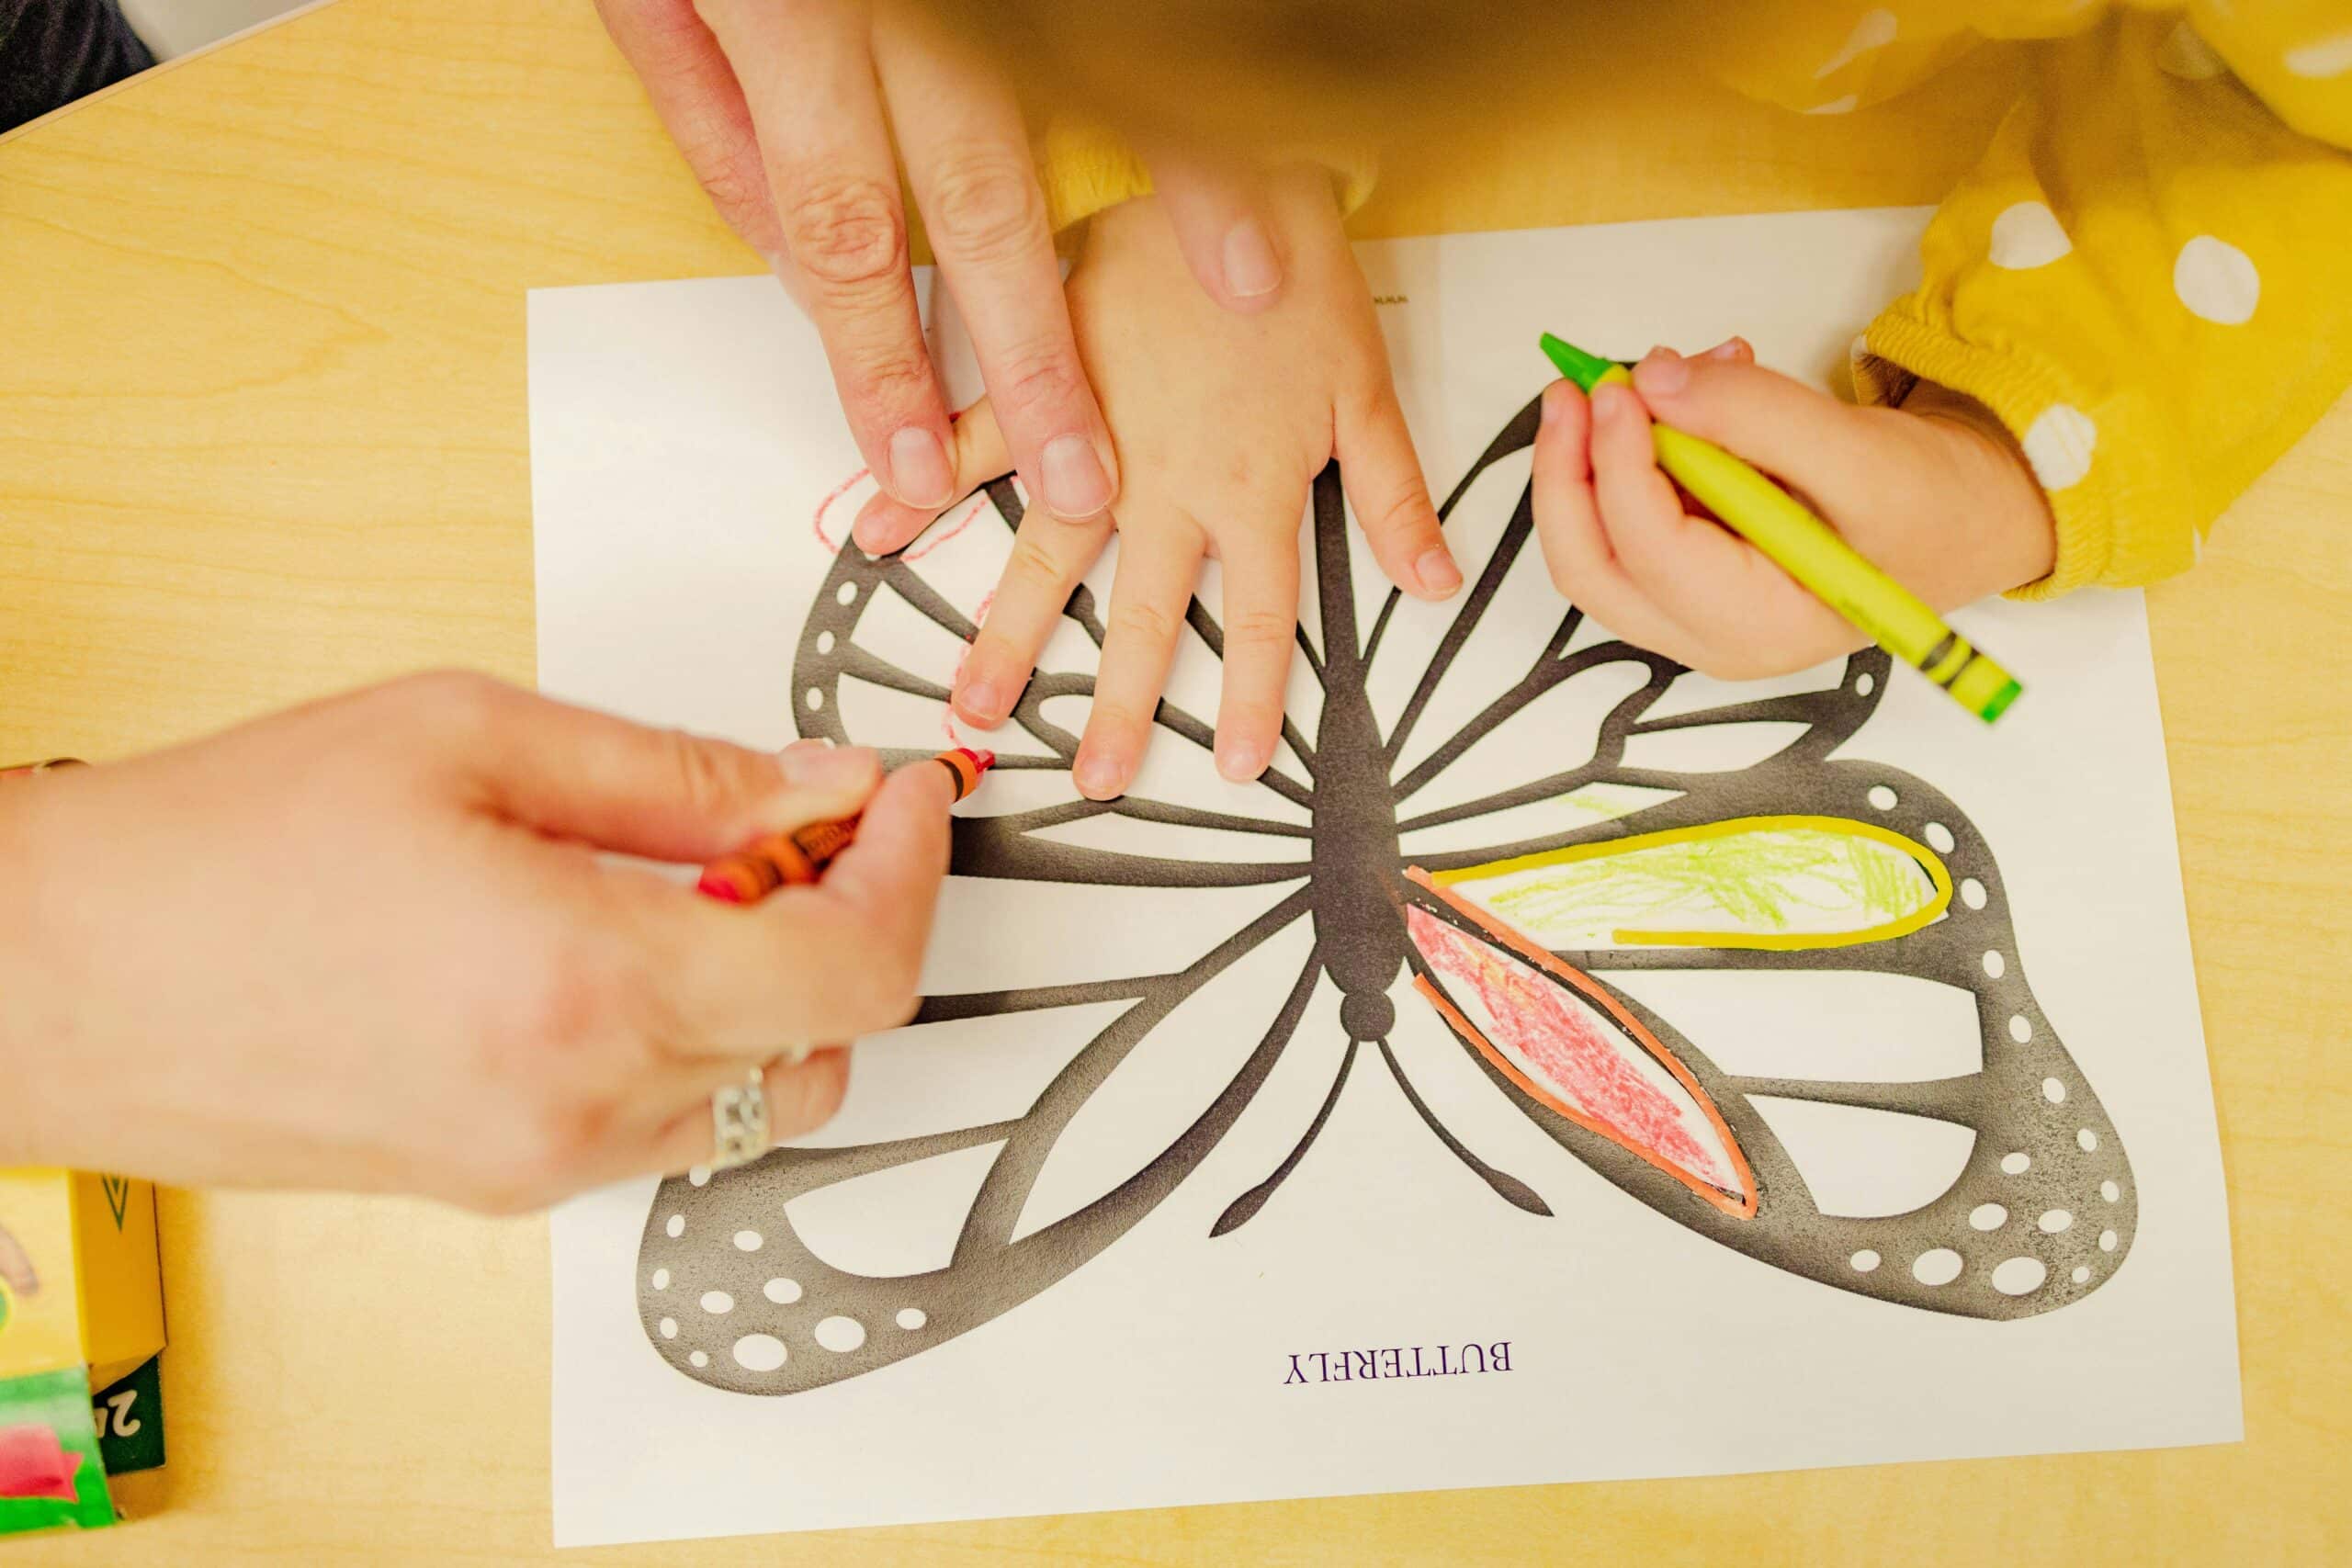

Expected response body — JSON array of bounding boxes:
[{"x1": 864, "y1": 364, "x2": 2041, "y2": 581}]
[
  {"x1": 597, "y1": 0, "x2": 1295, "y2": 525},
  {"x1": 0, "y1": 673, "x2": 954, "y2": 1213}
]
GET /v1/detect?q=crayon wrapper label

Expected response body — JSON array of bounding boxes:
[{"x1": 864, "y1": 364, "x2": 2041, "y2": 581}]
[{"x1": 790, "y1": 818, "x2": 860, "y2": 871}]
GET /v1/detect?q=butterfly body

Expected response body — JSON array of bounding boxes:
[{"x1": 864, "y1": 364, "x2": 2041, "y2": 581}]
[{"x1": 1307, "y1": 672, "x2": 1411, "y2": 1043}]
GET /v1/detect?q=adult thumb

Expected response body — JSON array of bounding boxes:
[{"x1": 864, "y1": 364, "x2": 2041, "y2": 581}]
[{"x1": 463, "y1": 685, "x2": 881, "y2": 862}]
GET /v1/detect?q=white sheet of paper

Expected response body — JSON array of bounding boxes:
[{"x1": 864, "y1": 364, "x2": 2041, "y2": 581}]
[{"x1": 534, "y1": 209, "x2": 2240, "y2": 1549}]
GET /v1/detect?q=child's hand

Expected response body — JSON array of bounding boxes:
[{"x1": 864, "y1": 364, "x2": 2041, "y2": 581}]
[
  {"x1": 852, "y1": 165, "x2": 1462, "y2": 798},
  {"x1": 1532, "y1": 342, "x2": 2057, "y2": 680}
]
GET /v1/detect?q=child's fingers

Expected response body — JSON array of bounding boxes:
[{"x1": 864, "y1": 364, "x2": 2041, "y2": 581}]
[
  {"x1": 1075, "y1": 514, "x2": 1203, "y2": 800},
  {"x1": 852, "y1": 398, "x2": 1011, "y2": 555},
  {"x1": 1586, "y1": 380, "x2": 1858, "y2": 679},
  {"x1": 1527, "y1": 382, "x2": 1705, "y2": 660},
  {"x1": 1208, "y1": 522, "x2": 1302, "y2": 781},
  {"x1": 954, "y1": 504, "x2": 1114, "y2": 729},
  {"x1": 1627, "y1": 345, "x2": 1858, "y2": 495},
  {"x1": 1336, "y1": 370, "x2": 1459, "y2": 600}
]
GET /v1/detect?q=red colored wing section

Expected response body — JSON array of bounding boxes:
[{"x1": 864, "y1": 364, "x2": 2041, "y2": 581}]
[{"x1": 1406, "y1": 877, "x2": 1758, "y2": 1218}]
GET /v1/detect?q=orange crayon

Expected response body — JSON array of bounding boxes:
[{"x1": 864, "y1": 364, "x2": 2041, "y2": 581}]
[{"x1": 695, "y1": 747, "x2": 992, "y2": 904}]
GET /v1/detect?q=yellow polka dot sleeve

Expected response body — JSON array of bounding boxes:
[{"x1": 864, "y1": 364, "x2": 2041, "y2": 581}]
[
  {"x1": 1850, "y1": 5, "x2": 2352, "y2": 596},
  {"x1": 1034, "y1": 118, "x2": 1381, "y2": 238}
]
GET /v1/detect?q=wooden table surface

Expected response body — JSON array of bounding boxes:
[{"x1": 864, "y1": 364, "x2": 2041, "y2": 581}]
[{"x1": 4, "y1": 2, "x2": 2346, "y2": 1562}]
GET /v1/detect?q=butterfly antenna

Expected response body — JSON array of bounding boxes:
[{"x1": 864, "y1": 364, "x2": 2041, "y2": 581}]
[
  {"x1": 1210, "y1": 1042, "x2": 1359, "y2": 1238},
  {"x1": 1375, "y1": 1041, "x2": 1554, "y2": 1217}
]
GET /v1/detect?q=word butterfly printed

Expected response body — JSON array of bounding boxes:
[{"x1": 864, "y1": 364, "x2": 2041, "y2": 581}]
[{"x1": 638, "y1": 399, "x2": 2136, "y2": 1394}]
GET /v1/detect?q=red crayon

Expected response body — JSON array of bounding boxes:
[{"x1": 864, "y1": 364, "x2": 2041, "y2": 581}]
[
  {"x1": 0, "y1": 758, "x2": 85, "y2": 782},
  {"x1": 696, "y1": 747, "x2": 992, "y2": 904}
]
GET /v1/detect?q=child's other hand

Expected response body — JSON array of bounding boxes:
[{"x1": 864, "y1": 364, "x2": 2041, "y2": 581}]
[
  {"x1": 853, "y1": 165, "x2": 1462, "y2": 798},
  {"x1": 1532, "y1": 342, "x2": 2056, "y2": 680}
]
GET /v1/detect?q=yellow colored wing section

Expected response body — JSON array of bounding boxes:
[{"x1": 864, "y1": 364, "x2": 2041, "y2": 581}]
[{"x1": 1430, "y1": 815, "x2": 1953, "y2": 951}]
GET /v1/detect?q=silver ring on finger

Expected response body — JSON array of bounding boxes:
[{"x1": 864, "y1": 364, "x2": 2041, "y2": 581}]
[{"x1": 709, "y1": 1066, "x2": 773, "y2": 1172}]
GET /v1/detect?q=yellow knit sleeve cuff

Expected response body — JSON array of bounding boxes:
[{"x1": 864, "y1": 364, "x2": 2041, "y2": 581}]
[
  {"x1": 1035, "y1": 118, "x2": 1380, "y2": 237},
  {"x1": 1851, "y1": 309, "x2": 2196, "y2": 601},
  {"x1": 1036, "y1": 118, "x2": 1155, "y2": 235}
]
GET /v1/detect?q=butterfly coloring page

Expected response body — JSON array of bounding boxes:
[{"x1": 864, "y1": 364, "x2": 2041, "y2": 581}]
[{"x1": 535, "y1": 211, "x2": 2240, "y2": 1547}]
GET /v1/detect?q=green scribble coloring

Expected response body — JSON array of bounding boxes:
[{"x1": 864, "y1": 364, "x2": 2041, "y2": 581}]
[
  {"x1": 1486, "y1": 827, "x2": 1928, "y2": 934},
  {"x1": 1559, "y1": 784, "x2": 1675, "y2": 823}
]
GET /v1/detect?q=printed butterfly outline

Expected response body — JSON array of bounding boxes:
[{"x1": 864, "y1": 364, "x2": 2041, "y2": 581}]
[{"x1": 636, "y1": 397, "x2": 2137, "y2": 1395}]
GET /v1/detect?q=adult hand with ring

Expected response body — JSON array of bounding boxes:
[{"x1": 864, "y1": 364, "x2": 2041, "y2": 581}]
[{"x1": 0, "y1": 674, "x2": 956, "y2": 1212}]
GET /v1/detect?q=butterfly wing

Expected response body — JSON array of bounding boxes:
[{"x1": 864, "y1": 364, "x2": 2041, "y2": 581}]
[
  {"x1": 1341, "y1": 393, "x2": 2130, "y2": 1317},
  {"x1": 640, "y1": 889, "x2": 1318, "y2": 1393},
  {"x1": 644, "y1": 470, "x2": 1332, "y2": 1394},
  {"x1": 1404, "y1": 764, "x2": 2134, "y2": 1318}
]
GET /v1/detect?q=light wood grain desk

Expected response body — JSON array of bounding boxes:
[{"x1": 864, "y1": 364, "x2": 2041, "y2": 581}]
[{"x1": 3, "y1": 3, "x2": 2346, "y2": 1562}]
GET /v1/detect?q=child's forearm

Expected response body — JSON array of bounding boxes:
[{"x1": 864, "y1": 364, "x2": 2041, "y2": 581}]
[{"x1": 1853, "y1": 11, "x2": 2352, "y2": 598}]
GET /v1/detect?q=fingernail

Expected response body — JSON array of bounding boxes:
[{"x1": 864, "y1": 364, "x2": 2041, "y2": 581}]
[
  {"x1": 888, "y1": 427, "x2": 954, "y2": 510},
  {"x1": 1706, "y1": 337, "x2": 1749, "y2": 361},
  {"x1": 1415, "y1": 546, "x2": 1463, "y2": 597},
  {"x1": 777, "y1": 745, "x2": 876, "y2": 791},
  {"x1": 1634, "y1": 349, "x2": 1690, "y2": 397},
  {"x1": 956, "y1": 677, "x2": 1006, "y2": 724},
  {"x1": 1590, "y1": 382, "x2": 1631, "y2": 422},
  {"x1": 1222, "y1": 220, "x2": 1282, "y2": 299},
  {"x1": 1075, "y1": 749, "x2": 1125, "y2": 798},
  {"x1": 1041, "y1": 434, "x2": 1113, "y2": 519},
  {"x1": 1539, "y1": 380, "x2": 1573, "y2": 429},
  {"x1": 852, "y1": 493, "x2": 899, "y2": 554},
  {"x1": 1216, "y1": 737, "x2": 1270, "y2": 782}
]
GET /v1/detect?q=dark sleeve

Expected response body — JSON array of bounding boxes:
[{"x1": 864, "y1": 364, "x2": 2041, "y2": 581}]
[{"x1": 0, "y1": 0, "x2": 155, "y2": 132}]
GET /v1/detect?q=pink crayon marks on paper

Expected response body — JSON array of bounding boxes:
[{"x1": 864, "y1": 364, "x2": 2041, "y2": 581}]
[
  {"x1": 813, "y1": 450, "x2": 988, "y2": 561},
  {"x1": 811, "y1": 468, "x2": 873, "y2": 555},
  {"x1": 904, "y1": 493, "x2": 988, "y2": 563},
  {"x1": 1404, "y1": 890, "x2": 1756, "y2": 1217}
]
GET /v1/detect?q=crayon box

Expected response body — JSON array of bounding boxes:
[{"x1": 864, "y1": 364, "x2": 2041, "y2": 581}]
[{"x1": 0, "y1": 1168, "x2": 166, "y2": 1536}]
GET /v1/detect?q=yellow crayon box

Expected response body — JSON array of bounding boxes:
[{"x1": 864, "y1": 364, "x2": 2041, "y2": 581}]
[{"x1": 0, "y1": 1168, "x2": 166, "y2": 1535}]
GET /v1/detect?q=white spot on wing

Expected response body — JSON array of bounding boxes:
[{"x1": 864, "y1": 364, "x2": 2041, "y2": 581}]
[
  {"x1": 1992, "y1": 1257, "x2": 2047, "y2": 1296},
  {"x1": 733, "y1": 1334, "x2": 787, "y2": 1371},
  {"x1": 1912, "y1": 1247, "x2": 1963, "y2": 1286}
]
